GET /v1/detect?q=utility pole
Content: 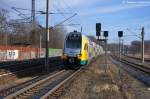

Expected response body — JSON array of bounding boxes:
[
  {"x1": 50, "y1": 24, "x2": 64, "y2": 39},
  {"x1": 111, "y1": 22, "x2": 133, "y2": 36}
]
[
  {"x1": 81, "y1": 26, "x2": 82, "y2": 33},
  {"x1": 119, "y1": 38, "x2": 121, "y2": 61},
  {"x1": 104, "y1": 38, "x2": 108, "y2": 72},
  {"x1": 39, "y1": 33, "x2": 41, "y2": 58},
  {"x1": 121, "y1": 39, "x2": 124, "y2": 55},
  {"x1": 45, "y1": 0, "x2": 49, "y2": 73},
  {"x1": 122, "y1": 39, "x2": 124, "y2": 55},
  {"x1": 31, "y1": 0, "x2": 35, "y2": 25},
  {"x1": 5, "y1": 32, "x2": 8, "y2": 48},
  {"x1": 141, "y1": 27, "x2": 144, "y2": 63}
]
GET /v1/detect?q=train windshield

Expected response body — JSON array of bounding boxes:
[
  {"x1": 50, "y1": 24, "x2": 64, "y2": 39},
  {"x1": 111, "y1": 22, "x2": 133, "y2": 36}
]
[{"x1": 66, "y1": 37, "x2": 81, "y2": 49}]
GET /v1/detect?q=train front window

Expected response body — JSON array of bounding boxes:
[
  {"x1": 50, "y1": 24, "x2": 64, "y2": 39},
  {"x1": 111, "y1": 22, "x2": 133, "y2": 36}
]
[{"x1": 66, "y1": 38, "x2": 81, "y2": 49}]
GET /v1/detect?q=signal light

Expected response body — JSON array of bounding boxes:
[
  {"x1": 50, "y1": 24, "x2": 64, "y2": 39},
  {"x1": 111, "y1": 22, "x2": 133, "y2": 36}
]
[
  {"x1": 96, "y1": 23, "x2": 101, "y2": 36},
  {"x1": 62, "y1": 53, "x2": 67, "y2": 59},
  {"x1": 74, "y1": 30, "x2": 77, "y2": 32},
  {"x1": 118, "y1": 31, "x2": 123, "y2": 37},
  {"x1": 77, "y1": 54, "x2": 81, "y2": 59},
  {"x1": 104, "y1": 31, "x2": 108, "y2": 37}
]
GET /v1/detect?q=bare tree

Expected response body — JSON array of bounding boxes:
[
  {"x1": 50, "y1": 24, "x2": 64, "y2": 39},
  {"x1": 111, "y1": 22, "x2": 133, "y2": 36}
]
[
  {"x1": 0, "y1": 8, "x2": 66, "y2": 49},
  {"x1": 48, "y1": 26, "x2": 66, "y2": 49},
  {"x1": 0, "y1": 9, "x2": 9, "y2": 45}
]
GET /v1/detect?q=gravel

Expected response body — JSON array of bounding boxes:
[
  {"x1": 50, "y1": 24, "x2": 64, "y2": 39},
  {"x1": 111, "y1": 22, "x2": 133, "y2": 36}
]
[{"x1": 59, "y1": 55, "x2": 150, "y2": 99}]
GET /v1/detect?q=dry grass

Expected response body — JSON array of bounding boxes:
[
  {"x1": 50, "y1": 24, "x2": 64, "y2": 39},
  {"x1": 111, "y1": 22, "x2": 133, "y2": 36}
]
[
  {"x1": 109, "y1": 57, "x2": 150, "y2": 99},
  {"x1": 60, "y1": 56, "x2": 124, "y2": 99},
  {"x1": 60, "y1": 56, "x2": 150, "y2": 99}
]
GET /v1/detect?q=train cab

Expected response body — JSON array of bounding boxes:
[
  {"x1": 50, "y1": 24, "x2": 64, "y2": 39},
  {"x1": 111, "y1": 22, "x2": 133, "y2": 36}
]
[
  {"x1": 62, "y1": 31, "x2": 104, "y2": 69},
  {"x1": 62, "y1": 31, "x2": 89, "y2": 68}
]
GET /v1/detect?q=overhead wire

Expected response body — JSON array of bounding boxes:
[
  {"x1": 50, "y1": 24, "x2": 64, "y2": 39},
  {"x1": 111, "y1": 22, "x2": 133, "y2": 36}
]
[
  {"x1": 1, "y1": 0, "x2": 81, "y2": 29},
  {"x1": 61, "y1": 0, "x2": 87, "y2": 33},
  {"x1": 53, "y1": 0, "x2": 80, "y2": 30},
  {"x1": 53, "y1": 5, "x2": 79, "y2": 29}
]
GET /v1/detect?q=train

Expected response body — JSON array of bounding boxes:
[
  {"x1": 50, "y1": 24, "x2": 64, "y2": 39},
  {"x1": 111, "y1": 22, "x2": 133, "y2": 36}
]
[{"x1": 62, "y1": 31, "x2": 104, "y2": 68}]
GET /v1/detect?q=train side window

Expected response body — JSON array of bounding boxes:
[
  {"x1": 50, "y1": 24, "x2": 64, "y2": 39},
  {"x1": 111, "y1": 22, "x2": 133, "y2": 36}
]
[
  {"x1": 84, "y1": 44, "x2": 88, "y2": 51},
  {"x1": 87, "y1": 44, "x2": 88, "y2": 51},
  {"x1": 84, "y1": 44, "x2": 86, "y2": 50}
]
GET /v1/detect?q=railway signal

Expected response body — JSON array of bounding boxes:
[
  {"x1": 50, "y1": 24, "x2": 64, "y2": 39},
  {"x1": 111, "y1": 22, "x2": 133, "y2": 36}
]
[
  {"x1": 118, "y1": 31, "x2": 123, "y2": 38},
  {"x1": 96, "y1": 23, "x2": 101, "y2": 36},
  {"x1": 95, "y1": 23, "x2": 109, "y2": 72},
  {"x1": 118, "y1": 31, "x2": 123, "y2": 58},
  {"x1": 118, "y1": 31, "x2": 123, "y2": 57},
  {"x1": 104, "y1": 31, "x2": 108, "y2": 37},
  {"x1": 103, "y1": 31, "x2": 109, "y2": 72},
  {"x1": 117, "y1": 31, "x2": 124, "y2": 83}
]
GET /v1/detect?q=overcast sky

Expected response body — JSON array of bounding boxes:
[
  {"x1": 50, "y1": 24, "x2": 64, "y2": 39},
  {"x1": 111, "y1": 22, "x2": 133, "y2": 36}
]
[{"x1": 0, "y1": 0, "x2": 150, "y2": 44}]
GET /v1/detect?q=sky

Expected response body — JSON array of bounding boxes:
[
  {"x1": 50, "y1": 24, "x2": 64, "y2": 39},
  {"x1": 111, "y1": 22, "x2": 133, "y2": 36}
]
[{"x1": 0, "y1": 0, "x2": 150, "y2": 45}]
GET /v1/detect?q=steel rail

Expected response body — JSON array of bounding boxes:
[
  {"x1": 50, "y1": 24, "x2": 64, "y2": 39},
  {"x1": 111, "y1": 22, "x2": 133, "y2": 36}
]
[
  {"x1": 3, "y1": 70, "x2": 65, "y2": 99},
  {"x1": 124, "y1": 55, "x2": 150, "y2": 62},
  {"x1": 0, "y1": 65, "x2": 42, "y2": 77},
  {"x1": 112, "y1": 56, "x2": 150, "y2": 74},
  {"x1": 41, "y1": 69, "x2": 81, "y2": 99},
  {"x1": 0, "y1": 70, "x2": 61, "y2": 97},
  {"x1": 120, "y1": 59, "x2": 150, "y2": 74}
]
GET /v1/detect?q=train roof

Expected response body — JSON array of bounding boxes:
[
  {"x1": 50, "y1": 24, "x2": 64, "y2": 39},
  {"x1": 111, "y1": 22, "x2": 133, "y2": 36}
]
[{"x1": 66, "y1": 31, "x2": 98, "y2": 44}]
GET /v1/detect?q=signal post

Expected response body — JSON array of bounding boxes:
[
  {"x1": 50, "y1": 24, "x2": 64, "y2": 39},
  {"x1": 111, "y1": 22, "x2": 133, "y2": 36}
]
[
  {"x1": 96, "y1": 23, "x2": 109, "y2": 73},
  {"x1": 118, "y1": 31, "x2": 123, "y2": 82}
]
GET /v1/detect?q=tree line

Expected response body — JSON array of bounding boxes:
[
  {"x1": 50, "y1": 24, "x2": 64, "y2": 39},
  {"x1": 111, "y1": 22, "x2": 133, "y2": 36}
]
[
  {"x1": 108, "y1": 40, "x2": 150, "y2": 55},
  {"x1": 0, "y1": 8, "x2": 66, "y2": 49}
]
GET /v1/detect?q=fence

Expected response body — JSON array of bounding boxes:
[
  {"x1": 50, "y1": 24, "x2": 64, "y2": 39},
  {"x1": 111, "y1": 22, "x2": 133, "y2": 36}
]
[{"x1": 0, "y1": 46, "x2": 62, "y2": 61}]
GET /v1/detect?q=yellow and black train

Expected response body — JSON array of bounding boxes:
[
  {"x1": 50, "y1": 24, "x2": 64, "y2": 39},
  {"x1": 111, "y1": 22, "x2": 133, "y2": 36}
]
[{"x1": 62, "y1": 31, "x2": 104, "y2": 68}]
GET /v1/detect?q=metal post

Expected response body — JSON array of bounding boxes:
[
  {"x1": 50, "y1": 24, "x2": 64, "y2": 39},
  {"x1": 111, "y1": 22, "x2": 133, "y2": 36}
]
[
  {"x1": 5, "y1": 32, "x2": 7, "y2": 48},
  {"x1": 45, "y1": 0, "x2": 49, "y2": 73},
  {"x1": 118, "y1": 37, "x2": 122, "y2": 75},
  {"x1": 105, "y1": 38, "x2": 108, "y2": 72},
  {"x1": 121, "y1": 39, "x2": 124, "y2": 55},
  {"x1": 39, "y1": 33, "x2": 41, "y2": 58},
  {"x1": 31, "y1": 0, "x2": 35, "y2": 25},
  {"x1": 141, "y1": 27, "x2": 144, "y2": 63},
  {"x1": 119, "y1": 38, "x2": 121, "y2": 61},
  {"x1": 122, "y1": 39, "x2": 124, "y2": 55}
]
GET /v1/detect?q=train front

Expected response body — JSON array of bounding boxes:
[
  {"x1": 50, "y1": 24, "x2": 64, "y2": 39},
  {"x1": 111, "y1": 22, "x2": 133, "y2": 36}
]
[{"x1": 62, "y1": 32, "x2": 82, "y2": 68}]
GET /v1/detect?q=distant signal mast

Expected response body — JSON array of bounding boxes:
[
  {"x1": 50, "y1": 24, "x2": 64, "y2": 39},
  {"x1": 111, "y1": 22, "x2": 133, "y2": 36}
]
[{"x1": 31, "y1": 0, "x2": 35, "y2": 26}]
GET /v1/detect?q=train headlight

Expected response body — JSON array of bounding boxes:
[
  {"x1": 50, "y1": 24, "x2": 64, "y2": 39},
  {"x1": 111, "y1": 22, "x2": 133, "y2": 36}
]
[
  {"x1": 77, "y1": 54, "x2": 81, "y2": 59},
  {"x1": 62, "y1": 53, "x2": 67, "y2": 59}
]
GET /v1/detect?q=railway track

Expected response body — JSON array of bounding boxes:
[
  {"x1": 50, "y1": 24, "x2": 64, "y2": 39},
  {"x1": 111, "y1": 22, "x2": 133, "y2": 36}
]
[
  {"x1": 0, "y1": 70, "x2": 65, "y2": 98},
  {"x1": 0, "y1": 65, "x2": 43, "y2": 77},
  {"x1": 41, "y1": 68, "x2": 81, "y2": 99},
  {"x1": 124, "y1": 54, "x2": 150, "y2": 62},
  {"x1": 0, "y1": 57, "x2": 61, "y2": 77},
  {"x1": 0, "y1": 57, "x2": 60, "y2": 69},
  {"x1": 0, "y1": 68, "x2": 81, "y2": 99},
  {"x1": 112, "y1": 56, "x2": 150, "y2": 75}
]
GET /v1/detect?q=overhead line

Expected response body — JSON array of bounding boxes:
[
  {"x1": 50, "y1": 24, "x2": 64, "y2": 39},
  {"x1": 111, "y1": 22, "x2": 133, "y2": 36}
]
[{"x1": 53, "y1": 5, "x2": 80, "y2": 30}]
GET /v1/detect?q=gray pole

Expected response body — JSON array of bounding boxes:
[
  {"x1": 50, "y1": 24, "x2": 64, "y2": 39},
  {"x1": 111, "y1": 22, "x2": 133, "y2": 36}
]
[
  {"x1": 81, "y1": 26, "x2": 82, "y2": 33},
  {"x1": 122, "y1": 39, "x2": 124, "y2": 55},
  {"x1": 121, "y1": 39, "x2": 124, "y2": 55},
  {"x1": 105, "y1": 38, "x2": 108, "y2": 72},
  {"x1": 141, "y1": 27, "x2": 144, "y2": 63},
  {"x1": 31, "y1": 0, "x2": 35, "y2": 24},
  {"x1": 39, "y1": 33, "x2": 41, "y2": 58},
  {"x1": 119, "y1": 38, "x2": 121, "y2": 61},
  {"x1": 118, "y1": 37, "x2": 122, "y2": 79},
  {"x1": 6, "y1": 32, "x2": 8, "y2": 48},
  {"x1": 45, "y1": 0, "x2": 49, "y2": 73}
]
